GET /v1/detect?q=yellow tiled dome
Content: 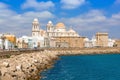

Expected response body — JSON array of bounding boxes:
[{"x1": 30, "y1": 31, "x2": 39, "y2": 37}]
[{"x1": 56, "y1": 23, "x2": 65, "y2": 29}]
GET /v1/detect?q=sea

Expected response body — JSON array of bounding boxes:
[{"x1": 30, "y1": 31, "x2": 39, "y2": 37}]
[{"x1": 41, "y1": 54, "x2": 120, "y2": 80}]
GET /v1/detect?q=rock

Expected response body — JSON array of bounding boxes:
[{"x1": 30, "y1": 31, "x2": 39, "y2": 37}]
[
  {"x1": 0, "y1": 67, "x2": 8, "y2": 76},
  {"x1": 0, "y1": 51, "x2": 58, "y2": 80},
  {"x1": 34, "y1": 59, "x2": 38, "y2": 63},
  {"x1": 16, "y1": 65, "x2": 22, "y2": 71},
  {"x1": 2, "y1": 62, "x2": 9, "y2": 67}
]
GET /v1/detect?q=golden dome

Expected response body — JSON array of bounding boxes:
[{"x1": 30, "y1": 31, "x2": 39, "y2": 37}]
[{"x1": 56, "y1": 23, "x2": 65, "y2": 29}]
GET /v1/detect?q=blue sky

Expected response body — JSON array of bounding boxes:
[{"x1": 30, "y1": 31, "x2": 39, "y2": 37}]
[{"x1": 0, "y1": 0, "x2": 120, "y2": 38}]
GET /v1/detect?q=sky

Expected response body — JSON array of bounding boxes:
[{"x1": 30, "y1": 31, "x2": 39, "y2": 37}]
[{"x1": 0, "y1": 0, "x2": 120, "y2": 38}]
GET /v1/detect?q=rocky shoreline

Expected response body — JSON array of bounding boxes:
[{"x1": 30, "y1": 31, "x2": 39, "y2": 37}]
[
  {"x1": 0, "y1": 51, "x2": 58, "y2": 80},
  {"x1": 0, "y1": 47, "x2": 120, "y2": 80}
]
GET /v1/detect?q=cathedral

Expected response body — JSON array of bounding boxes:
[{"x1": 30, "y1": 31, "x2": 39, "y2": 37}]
[
  {"x1": 32, "y1": 18, "x2": 79, "y2": 38},
  {"x1": 16, "y1": 18, "x2": 114, "y2": 49},
  {"x1": 32, "y1": 18, "x2": 46, "y2": 37},
  {"x1": 32, "y1": 18, "x2": 85, "y2": 48}
]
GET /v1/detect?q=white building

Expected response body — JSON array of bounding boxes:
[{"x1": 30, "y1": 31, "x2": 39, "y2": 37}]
[
  {"x1": 17, "y1": 36, "x2": 32, "y2": 48},
  {"x1": 31, "y1": 18, "x2": 80, "y2": 48},
  {"x1": 84, "y1": 38, "x2": 92, "y2": 48},
  {"x1": 17, "y1": 18, "x2": 116, "y2": 48},
  {"x1": 46, "y1": 21, "x2": 79, "y2": 38},
  {"x1": 84, "y1": 36, "x2": 115, "y2": 48},
  {"x1": 31, "y1": 18, "x2": 47, "y2": 48},
  {"x1": 46, "y1": 21, "x2": 80, "y2": 47},
  {"x1": 0, "y1": 34, "x2": 15, "y2": 50},
  {"x1": 108, "y1": 39, "x2": 115, "y2": 47}
]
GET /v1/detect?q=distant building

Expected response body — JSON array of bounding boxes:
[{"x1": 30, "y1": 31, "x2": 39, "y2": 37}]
[
  {"x1": 32, "y1": 18, "x2": 47, "y2": 48},
  {"x1": 26, "y1": 18, "x2": 81, "y2": 48},
  {"x1": 0, "y1": 33, "x2": 16, "y2": 50},
  {"x1": 84, "y1": 36, "x2": 97, "y2": 48},
  {"x1": 32, "y1": 18, "x2": 46, "y2": 37},
  {"x1": 17, "y1": 36, "x2": 32, "y2": 48},
  {"x1": 84, "y1": 34, "x2": 115, "y2": 48},
  {"x1": 4, "y1": 34, "x2": 16, "y2": 45},
  {"x1": 96, "y1": 32, "x2": 108, "y2": 47},
  {"x1": 16, "y1": 18, "x2": 116, "y2": 49},
  {"x1": 46, "y1": 21, "x2": 79, "y2": 38},
  {"x1": 46, "y1": 21, "x2": 81, "y2": 47},
  {"x1": 114, "y1": 40, "x2": 120, "y2": 47},
  {"x1": 108, "y1": 39, "x2": 115, "y2": 47},
  {"x1": 50, "y1": 37, "x2": 85, "y2": 48},
  {"x1": 84, "y1": 38, "x2": 93, "y2": 48}
]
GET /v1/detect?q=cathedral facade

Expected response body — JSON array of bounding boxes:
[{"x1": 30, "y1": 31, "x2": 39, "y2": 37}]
[
  {"x1": 46, "y1": 21, "x2": 79, "y2": 38},
  {"x1": 32, "y1": 18, "x2": 79, "y2": 38},
  {"x1": 32, "y1": 18, "x2": 84, "y2": 48}
]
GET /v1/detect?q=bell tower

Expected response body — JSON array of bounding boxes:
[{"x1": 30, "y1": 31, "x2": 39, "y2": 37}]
[
  {"x1": 46, "y1": 21, "x2": 54, "y2": 37},
  {"x1": 47, "y1": 21, "x2": 53, "y2": 32},
  {"x1": 32, "y1": 18, "x2": 40, "y2": 37}
]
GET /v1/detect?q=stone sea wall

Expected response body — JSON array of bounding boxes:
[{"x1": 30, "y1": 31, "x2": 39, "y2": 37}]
[
  {"x1": 50, "y1": 47, "x2": 120, "y2": 55},
  {"x1": 0, "y1": 51, "x2": 58, "y2": 80}
]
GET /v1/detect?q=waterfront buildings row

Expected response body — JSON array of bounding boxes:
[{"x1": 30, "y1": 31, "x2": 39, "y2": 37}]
[
  {"x1": 17, "y1": 18, "x2": 83, "y2": 48},
  {"x1": 84, "y1": 32, "x2": 115, "y2": 48},
  {"x1": 0, "y1": 18, "x2": 120, "y2": 50},
  {"x1": 16, "y1": 18, "x2": 116, "y2": 49}
]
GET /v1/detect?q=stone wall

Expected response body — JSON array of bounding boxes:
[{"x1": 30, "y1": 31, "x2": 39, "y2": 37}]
[{"x1": 52, "y1": 47, "x2": 120, "y2": 55}]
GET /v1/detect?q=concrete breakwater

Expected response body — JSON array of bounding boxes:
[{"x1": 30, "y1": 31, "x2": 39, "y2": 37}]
[{"x1": 0, "y1": 51, "x2": 58, "y2": 80}]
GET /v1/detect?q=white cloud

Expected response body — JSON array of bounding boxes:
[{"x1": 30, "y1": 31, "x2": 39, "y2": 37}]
[
  {"x1": 114, "y1": 0, "x2": 120, "y2": 4},
  {"x1": 22, "y1": 11, "x2": 55, "y2": 19},
  {"x1": 57, "y1": 10, "x2": 120, "y2": 37},
  {"x1": 61, "y1": 0, "x2": 85, "y2": 9},
  {"x1": 0, "y1": 1, "x2": 120, "y2": 38},
  {"x1": 112, "y1": 12, "x2": 120, "y2": 19},
  {"x1": 21, "y1": 0, "x2": 55, "y2": 10},
  {"x1": 0, "y1": 2, "x2": 8, "y2": 9},
  {"x1": 0, "y1": 2, "x2": 55, "y2": 36}
]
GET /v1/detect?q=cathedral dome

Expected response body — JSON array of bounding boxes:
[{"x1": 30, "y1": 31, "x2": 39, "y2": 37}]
[
  {"x1": 56, "y1": 23, "x2": 65, "y2": 29},
  {"x1": 33, "y1": 18, "x2": 39, "y2": 24},
  {"x1": 48, "y1": 21, "x2": 52, "y2": 24},
  {"x1": 34, "y1": 18, "x2": 38, "y2": 22}
]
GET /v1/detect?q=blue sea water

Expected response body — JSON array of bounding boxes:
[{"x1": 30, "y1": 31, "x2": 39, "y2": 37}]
[{"x1": 41, "y1": 54, "x2": 120, "y2": 80}]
